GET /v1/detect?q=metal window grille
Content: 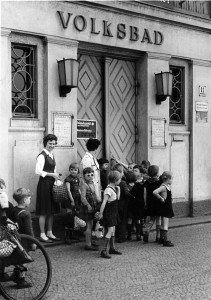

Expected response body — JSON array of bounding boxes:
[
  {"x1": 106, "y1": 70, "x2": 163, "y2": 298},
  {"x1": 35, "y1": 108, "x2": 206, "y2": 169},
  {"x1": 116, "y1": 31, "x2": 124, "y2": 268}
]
[
  {"x1": 11, "y1": 44, "x2": 37, "y2": 118},
  {"x1": 169, "y1": 66, "x2": 184, "y2": 124}
]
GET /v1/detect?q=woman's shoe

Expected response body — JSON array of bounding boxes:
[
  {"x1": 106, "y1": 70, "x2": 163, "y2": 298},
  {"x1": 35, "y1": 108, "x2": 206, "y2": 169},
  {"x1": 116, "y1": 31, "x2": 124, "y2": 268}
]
[
  {"x1": 47, "y1": 236, "x2": 61, "y2": 241},
  {"x1": 39, "y1": 237, "x2": 53, "y2": 243}
]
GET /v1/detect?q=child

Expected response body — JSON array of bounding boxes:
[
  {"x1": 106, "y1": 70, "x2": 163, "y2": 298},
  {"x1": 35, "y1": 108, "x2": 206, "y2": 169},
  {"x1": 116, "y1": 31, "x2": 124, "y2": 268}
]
[
  {"x1": 126, "y1": 172, "x2": 137, "y2": 241},
  {"x1": 143, "y1": 165, "x2": 161, "y2": 243},
  {"x1": 112, "y1": 164, "x2": 134, "y2": 243},
  {"x1": 12, "y1": 188, "x2": 35, "y2": 288},
  {"x1": 99, "y1": 170, "x2": 122, "y2": 259},
  {"x1": 130, "y1": 165, "x2": 146, "y2": 240},
  {"x1": 64, "y1": 163, "x2": 81, "y2": 243},
  {"x1": 0, "y1": 178, "x2": 9, "y2": 219},
  {"x1": 0, "y1": 179, "x2": 10, "y2": 282},
  {"x1": 98, "y1": 158, "x2": 109, "y2": 193},
  {"x1": 80, "y1": 167, "x2": 101, "y2": 251},
  {"x1": 153, "y1": 171, "x2": 174, "y2": 247}
]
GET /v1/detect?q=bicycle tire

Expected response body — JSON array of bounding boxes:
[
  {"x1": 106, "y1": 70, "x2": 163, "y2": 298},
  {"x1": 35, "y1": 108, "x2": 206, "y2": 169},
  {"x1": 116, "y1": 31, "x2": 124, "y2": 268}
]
[{"x1": 0, "y1": 234, "x2": 52, "y2": 300}]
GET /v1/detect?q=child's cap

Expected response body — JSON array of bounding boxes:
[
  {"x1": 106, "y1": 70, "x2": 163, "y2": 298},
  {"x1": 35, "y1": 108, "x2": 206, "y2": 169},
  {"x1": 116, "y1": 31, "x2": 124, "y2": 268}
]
[
  {"x1": 161, "y1": 171, "x2": 172, "y2": 182},
  {"x1": 98, "y1": 158, "x2": 109, "y2": 166},
  {"x1": 148, "y1": 165, "x2": 159, "y2": 177}
]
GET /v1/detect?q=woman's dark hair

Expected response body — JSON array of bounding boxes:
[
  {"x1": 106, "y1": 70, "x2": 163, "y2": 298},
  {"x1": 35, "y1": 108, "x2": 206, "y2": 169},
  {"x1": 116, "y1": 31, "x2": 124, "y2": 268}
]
[
  {"x1": 43, "y1": 134, "x2": 58, "y2": 147},
  {"x1": 86, "y1": 139, "x2": 101, "y2": 151}
]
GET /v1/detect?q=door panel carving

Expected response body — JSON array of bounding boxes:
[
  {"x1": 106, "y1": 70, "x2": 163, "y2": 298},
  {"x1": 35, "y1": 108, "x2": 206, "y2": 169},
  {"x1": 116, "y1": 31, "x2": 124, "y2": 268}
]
[
  {"x1": 109, "y1": 59, "x2": 136, "y2": 164},
  {"x1": 77, "y1": 55, "x2": 103, "y2": 161}
]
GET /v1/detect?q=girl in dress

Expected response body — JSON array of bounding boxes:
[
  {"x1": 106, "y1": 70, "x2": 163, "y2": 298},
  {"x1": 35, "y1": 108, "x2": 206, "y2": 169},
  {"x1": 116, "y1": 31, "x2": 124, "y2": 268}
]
[
  {"x1": 153, "y1": 171, "x2": 174, "y2": 247},
  {"x1": 99, "y1": 170, "x2": 122, "y2": 259}
]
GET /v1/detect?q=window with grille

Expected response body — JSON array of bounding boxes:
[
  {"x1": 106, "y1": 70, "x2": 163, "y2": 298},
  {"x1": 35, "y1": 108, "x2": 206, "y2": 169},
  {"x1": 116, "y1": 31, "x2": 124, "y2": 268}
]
[
  {"x1": 11, "y1": 44, "x2": 37, "y2": 118},
  {"x1": 169, "y1": 66, "x2": 185, "y2": 124}
]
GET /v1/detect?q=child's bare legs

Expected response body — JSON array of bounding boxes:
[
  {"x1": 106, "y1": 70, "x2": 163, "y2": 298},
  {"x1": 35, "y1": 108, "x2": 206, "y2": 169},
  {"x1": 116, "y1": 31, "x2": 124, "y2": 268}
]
[
  {"x1": 100, "y1": 226, "x2": 113, "y2": 259},
  {"x1": 110, "y1": 227, "x2": 122, "y2": 255},
  {"x1": 84, "y1": 219, "x2": 98, "y2": 250},
  {"x1": 155, "y1": 216, "x2": 161, "y2": 242},
  {"x1": 160, "y1": 217, "x2": 174, "y2": 247},
  {"x1": 143, "y1": 216, "x2": 155, "y2": 242},
  {"x1": 85, "y1": 219, "x2": 93, "y2": 246},
  {"x1": 127, "y1": 218, "x2": 133, "y2": 240}
]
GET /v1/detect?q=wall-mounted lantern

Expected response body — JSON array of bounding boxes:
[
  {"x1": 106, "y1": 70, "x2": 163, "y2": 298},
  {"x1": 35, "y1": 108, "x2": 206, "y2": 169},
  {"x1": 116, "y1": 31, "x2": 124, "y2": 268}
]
[
  {"x1": 57, "y1": 58, "x2": 80, "y2": 97},
  {"x1": 155, "y1": 71, "x2": 173, "y2": 105}
]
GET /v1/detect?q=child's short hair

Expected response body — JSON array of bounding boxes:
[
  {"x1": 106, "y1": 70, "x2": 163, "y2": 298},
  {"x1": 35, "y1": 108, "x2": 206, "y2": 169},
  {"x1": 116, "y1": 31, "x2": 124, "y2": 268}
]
[
  {"x1": 13, "y1": 188, "x2": 31, "y2": 204},
  {"x1": 127, "y1": 172, "x2": 137, "y2": 183},
  {"x1": 108, "y1": 171, "x2": 121, "y2": 183},
  {"x1": 161, "y1": 171, "x2": 172, "y2": 182},
  {"x1": 133, "y1": 165, "x2": 146, "y2": 174},
  {"x1": 0, "y1": 178, "x2": 6, "y2": 189},
  {"x1": 83, "y1": 167, "x2": 94, "y2": 175},
  {"x1": 69, "y1": 162, "x2": 79, "y2": 172},
  {"x1": 98, "y1": 158, "x2": 109, "y2": 166},
  {"x1": 148, "y1": 165, "x2": 159, "y2": 178},
  {"x1": 112, "y1": 163, "x2": 123, "y2": 173},
  {"x1": 141, "y1": 160, "x2": 151, "y2": 168}
]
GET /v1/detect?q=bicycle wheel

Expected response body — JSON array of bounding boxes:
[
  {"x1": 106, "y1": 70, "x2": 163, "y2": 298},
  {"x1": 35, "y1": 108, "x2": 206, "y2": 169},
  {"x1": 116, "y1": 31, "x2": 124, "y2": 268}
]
[{"x1": 0, "y1": 234, "x2": 52, "y2": 300}]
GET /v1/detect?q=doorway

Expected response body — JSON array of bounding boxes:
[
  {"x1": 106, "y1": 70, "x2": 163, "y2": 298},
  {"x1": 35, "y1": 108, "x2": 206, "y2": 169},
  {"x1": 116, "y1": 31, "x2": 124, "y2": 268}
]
[{"x1": 77, "y1": 54, "x2": 136, "y2": 165}]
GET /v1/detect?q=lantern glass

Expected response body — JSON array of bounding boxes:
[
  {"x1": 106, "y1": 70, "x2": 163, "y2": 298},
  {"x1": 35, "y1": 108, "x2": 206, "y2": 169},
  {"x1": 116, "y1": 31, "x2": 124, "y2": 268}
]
[
  {"x1": 155, "y1": 73, "x2": 163, "y2": 95},
  {"x1": 58, "y1": 60, "x2": 66, "y2": 86}
]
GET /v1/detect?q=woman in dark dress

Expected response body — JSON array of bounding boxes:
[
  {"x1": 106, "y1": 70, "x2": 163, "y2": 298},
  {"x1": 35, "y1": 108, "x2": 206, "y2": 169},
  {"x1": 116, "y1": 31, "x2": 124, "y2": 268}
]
[{"x1": 35, "y1": 134, "x2": 60, "y2": 243}]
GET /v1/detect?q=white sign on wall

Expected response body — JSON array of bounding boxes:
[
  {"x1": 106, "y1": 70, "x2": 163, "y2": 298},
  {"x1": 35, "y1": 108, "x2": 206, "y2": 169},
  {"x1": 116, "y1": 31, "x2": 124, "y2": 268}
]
[
  {"x1": 151, "y1": 118, "x2": 166, "y2": 148},
  {"x1": 195, "y1": 101, "x2": 208, "y2": 112}
]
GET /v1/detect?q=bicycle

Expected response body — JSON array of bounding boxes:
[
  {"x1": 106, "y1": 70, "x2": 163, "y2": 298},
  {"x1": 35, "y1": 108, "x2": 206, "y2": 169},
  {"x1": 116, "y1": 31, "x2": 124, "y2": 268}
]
[{"x1": 0, "y1": 226, "x2": 52, "y2": 300}]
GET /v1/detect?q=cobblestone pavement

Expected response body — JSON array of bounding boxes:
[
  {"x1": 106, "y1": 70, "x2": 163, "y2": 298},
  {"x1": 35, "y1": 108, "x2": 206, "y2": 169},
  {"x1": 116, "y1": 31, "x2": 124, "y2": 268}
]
[{"x1": 43, "y1": 223, "x2": 211, "y2": 300}]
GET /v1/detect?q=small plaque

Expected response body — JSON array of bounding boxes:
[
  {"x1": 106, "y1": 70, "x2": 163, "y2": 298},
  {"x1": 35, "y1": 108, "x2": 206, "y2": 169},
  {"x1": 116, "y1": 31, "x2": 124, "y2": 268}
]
[
  {"x1": 77, "y1": 119, "x2": 97, "y2": 139},
  {"x1": 52, "y1": 112, "x2": 74, "y2": 147},
  {"x1": 151, "y1": 118, "x2": 166, "y2": 148},
  {"x1": 195, "y1": 101, "x2": 208, "y2": 112}
]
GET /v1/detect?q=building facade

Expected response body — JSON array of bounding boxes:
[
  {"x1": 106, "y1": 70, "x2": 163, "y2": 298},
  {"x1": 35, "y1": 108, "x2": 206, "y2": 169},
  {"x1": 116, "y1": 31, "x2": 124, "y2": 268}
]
[{"x1": 1, "y1": 1, "x2": 211, "y2": 216}]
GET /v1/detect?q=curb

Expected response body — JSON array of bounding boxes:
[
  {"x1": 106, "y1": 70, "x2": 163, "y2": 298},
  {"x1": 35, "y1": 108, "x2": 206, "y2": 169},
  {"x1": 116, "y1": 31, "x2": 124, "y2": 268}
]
[{"x1": 37, "y1": 219, "x2": 211, "y2": 248}]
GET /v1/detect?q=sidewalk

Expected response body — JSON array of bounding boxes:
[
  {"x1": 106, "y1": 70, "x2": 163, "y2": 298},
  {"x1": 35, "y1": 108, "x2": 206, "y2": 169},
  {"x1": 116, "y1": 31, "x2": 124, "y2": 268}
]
[{"x1": 40, "y1": 214, "x2": 211, "y2": 248}]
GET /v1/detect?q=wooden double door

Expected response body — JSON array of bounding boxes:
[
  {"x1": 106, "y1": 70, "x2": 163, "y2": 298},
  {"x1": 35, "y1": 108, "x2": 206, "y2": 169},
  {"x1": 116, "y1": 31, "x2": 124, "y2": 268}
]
[{"x1": 77, "y1": 54, "x2": 137, "y2": 165}]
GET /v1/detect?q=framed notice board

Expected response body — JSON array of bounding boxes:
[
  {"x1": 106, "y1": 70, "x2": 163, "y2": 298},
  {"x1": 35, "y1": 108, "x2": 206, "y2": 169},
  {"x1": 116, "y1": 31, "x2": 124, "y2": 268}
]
[
  {"x1": 151, "y1": 117, "x2": 166, "y2": 148},
  {"x1": 52, "y1": 112, "x2": 74, "y2": 147}
]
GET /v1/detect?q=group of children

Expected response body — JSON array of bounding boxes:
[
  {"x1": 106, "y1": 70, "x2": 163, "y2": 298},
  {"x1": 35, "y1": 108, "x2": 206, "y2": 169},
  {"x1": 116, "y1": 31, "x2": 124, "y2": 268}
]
[
  {"x1": 0, "y1": 158, "x2": 174, "y2": 271},
  {"x1": 61, "y1": 158, "x2": 175, "y2": 259}
]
